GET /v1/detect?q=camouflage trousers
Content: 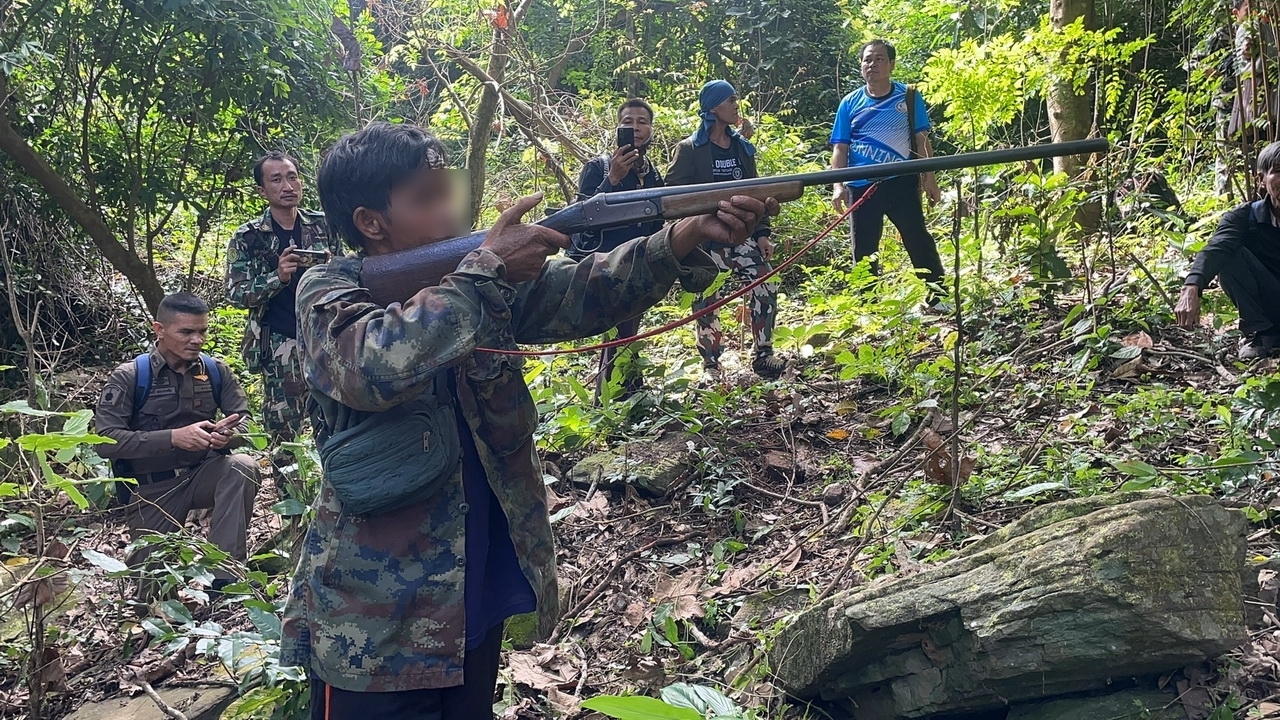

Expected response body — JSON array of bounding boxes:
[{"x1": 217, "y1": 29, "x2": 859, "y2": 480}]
[
  {"x1": 692, "y1": 238, "x2": 777, "y2": 364},
  {"x1": 260, "y1": 329, "x2": 308, "y2": 449}
]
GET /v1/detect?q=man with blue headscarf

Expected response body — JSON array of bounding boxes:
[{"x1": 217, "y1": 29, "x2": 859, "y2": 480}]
[{"x1": 668, "y1": 80, "x2": 786, "y2": 379}]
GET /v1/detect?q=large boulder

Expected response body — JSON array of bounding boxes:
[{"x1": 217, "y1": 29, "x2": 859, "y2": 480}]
[{"x1": 771, "y1": 493, "x2": 1247, "y2": 718}]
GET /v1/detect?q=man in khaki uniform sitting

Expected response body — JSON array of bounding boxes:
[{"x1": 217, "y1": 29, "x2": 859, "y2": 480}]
[{"x1": 94, "y1": 293, "x2": 258, "y2": 592}]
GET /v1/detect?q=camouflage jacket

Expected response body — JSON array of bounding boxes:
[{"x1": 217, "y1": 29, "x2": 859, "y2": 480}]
[
  {"x1": 224, "y1": 208, "x2": 337, "y2": 371},
  {"x1": 281, "y1": 225, "x2": 717, "y2": 692}
]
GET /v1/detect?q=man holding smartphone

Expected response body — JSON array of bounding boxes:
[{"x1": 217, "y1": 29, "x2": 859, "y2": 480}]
[
  {"x1": 94, "y1": 293, "x2": 258, "y2": 599},
  {"x1": 571, "y1": 98, "x2": 665, "y2": 399},
  {"x1": 226, "y1": 152, "x2": 339, "y2": 482}
]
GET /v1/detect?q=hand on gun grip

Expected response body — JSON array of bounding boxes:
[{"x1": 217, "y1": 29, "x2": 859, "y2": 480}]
[{"x1": 480, "y1": 193, "x2": 572, "y2": 283}]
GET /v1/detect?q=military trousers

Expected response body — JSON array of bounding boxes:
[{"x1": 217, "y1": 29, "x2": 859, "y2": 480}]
[
  {"x1": 309, "y1": 625, "x2": 503, "y2": 720},
  {"x1": 125, "y1": 453, "x2": 259, "y2": 580},
  {"x1": 692, "y1": 237, "x2": 778, "y2": 364},
  {"x1": 260, "y1": 329, "x2": 309, "y2": 448},
  {"x1": 1219, "y1": 247, "x2": 1280, "y2": 337}
]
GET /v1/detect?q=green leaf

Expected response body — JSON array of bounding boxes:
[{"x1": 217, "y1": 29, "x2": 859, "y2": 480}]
[
  {"x1": 1118, "y1": 477, "x2": 1158, "y2": 492},
  {"x1": 890, "y1": 411, "x2": 911, "y2": 437},
  {"x1": 159, "y1": 599, "x2": 194, "y2": 624},
  {"x1": 661, "y1": 683, "x2": 742, "y2": 717},
  {"x1": 62, "y1": 409, "x2": 92, "y2": 436},
  {"x1": 1112, "y1": 460, "x2": 1159, "y2": 478},
  {"x1": 0, "y1": 400, "x2": 64, "y2": 417},
  {"x1": 82, "y1": 548, "x2": 129, "y2": 574},
  {"x1": 1003, "y1": 481, "x2": 1070, "y2": 500},
  {"x1": 581, "y1": 696, "x2": 702, "y2": 720},
  {"x1": 17, "y1": 432, "x2": 113, "y2": 452},
  {"x1": 38, "y1": 453, "x2": 89, "y2": 510},
  {"x1": 270, "y1": 499, "x2": 307, "y2": 517},
  {"x1": 246, "y1": 605, "x2": 282, "y2": 641}
]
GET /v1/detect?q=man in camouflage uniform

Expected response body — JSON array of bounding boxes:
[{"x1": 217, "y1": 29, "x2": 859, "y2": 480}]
[
  {"x1": 225, "y1": 152, "x2": 339, "y2": 472},
  {"x1": 94, "y1": 293, "x2": 258, "y2": 596},
  {"x1": 281, "y1": 121, "x2": 775, "y2": 719}
]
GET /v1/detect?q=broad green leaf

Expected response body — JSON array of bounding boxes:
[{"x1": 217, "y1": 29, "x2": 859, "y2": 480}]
[
  {"x1": 62, "y1": 409, "x2": 92, "y2": 436},
  {"x1": 159, "y1": 599, "x2": 194, "y2": 624},
  {"x1": 890, "y1": 411, "x2": 911, "y2": 437},
  {"x1": 1004, "y1": 481, "x2": 1070, "y2": 500},
  {"x1": 271, "y1": 499, "x2": 307, "y2": 517},
  {"x1": 17, "y1": 432, "x2": 113, "y2": 452},
  {"x1": 581, "y1": 696, "x2": 702, "y2": 720},
  {"x1": 246, "y1": 605, "x2": 282, "y2": 641},
  {"x1": 38, "y1": 453, "x2": 89, "y2": 510},
  {"x1": 82, "y1": 548, "x2": 129, "y2": 574},
  {"x1": 1112, "y1": 460, "x2": 1158, "y2": 478},
  {"x1": 661, "y1": 683, "x2": 742, "y2": 717},
  {"x1": 1118, "y1": 477, "x2": 1158, "y2": 492},
  {"x1": 0, "y1": 400, "x2": 64, "y2": 417}
]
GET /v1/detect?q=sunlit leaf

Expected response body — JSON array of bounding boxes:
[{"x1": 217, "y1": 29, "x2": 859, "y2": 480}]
[{"x1": 581, "y1": 696, "x2": 702, "y2": 720}]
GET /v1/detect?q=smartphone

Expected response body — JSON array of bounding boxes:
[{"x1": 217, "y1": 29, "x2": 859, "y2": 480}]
[
  {"x1": 291, "y1": 247, "x2": 329, "y2": 266},
  {"x1": 616, "y1": 126, "x2": 635, "y2": 149}
]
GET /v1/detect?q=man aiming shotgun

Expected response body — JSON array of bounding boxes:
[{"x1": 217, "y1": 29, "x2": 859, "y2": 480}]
[
  {"x1": 361, "y1": 138, "x2": 1109, "y2": 307},
  {"x1": 282, "y1": 127, "x2": 1104, "y2": 719}
]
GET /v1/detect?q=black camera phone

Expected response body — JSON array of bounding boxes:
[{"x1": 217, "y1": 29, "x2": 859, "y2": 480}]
[{"x1": 616, "y1": 126, "x2": 635, "y2": 149}]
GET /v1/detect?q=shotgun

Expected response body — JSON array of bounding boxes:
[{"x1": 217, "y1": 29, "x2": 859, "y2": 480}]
[{"x1": 363, "y1": 138, "x2": 1109, "y2": 305}]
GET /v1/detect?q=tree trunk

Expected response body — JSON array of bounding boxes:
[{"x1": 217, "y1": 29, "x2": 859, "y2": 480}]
[
  {"x1": 0, "y1": 104, "x2": 165, "y2": 313},
  {"x1": 465, "y1": 29, "x2": 511, "y2": 226},
  {"x1": 1047, "y1": 0, "x2": 1100, "y2": 231},
  {"x1": 1047, "y1": 0, "x2": 1095, "y2": 179}
]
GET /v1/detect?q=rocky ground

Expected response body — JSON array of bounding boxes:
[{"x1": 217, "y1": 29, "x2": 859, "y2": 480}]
[{"x1": 4, "y1": 287, "x2": 1280, "y2": 720}]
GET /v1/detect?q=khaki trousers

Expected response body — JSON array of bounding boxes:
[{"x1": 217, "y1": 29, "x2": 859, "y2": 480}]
[{"x1": 125, "y1": 453, "x2": 259, "y2": 580}]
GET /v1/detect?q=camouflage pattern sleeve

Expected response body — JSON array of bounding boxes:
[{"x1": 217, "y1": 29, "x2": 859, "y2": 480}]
[
  {"x1": 296, "y1": 252, "x2": 519, "y2": 413},
  {"x1": 510, "y1": 224, "x2": 718, "y2": 344},
  {"x1": 225, "y1": 223, "x2": 284, "y2": 309}
]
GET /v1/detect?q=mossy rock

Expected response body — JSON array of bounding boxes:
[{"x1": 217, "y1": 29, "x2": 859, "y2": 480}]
[
  {"x1": 771, "y1": 493, "x2": 1248, "y2": 718},
  {"x1": 568, "y1": 433, "x2": 695, "y2": 498}
]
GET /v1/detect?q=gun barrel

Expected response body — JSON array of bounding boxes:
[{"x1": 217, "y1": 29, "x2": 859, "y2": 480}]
[
  {"x1": 592, "y1": 138, "x2": 1110, "y2": 208},
  {"x1": 361, "y1": 138, "x2": 1109, "y2": 305}
]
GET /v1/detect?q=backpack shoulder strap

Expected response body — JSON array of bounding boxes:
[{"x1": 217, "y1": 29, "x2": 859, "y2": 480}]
[
  {"x1": 200, "y1": 353, "x2": 223, "y2": 406},
  {"x1": 905, "y1": 84, "x2": 919, "y2": 158},
  {"x1": 132, "y1": 354, "x2": 152, "y2": 415}
]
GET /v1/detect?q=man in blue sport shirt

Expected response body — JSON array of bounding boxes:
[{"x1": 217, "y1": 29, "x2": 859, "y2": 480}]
[{"x1": 830, "y1": 39, "x2": 945, "y2": 297}]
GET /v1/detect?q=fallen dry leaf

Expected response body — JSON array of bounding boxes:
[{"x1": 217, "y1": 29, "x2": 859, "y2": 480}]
[
  {"x1": 778, "y1": 546, "x2": 803, "y2": 575},
  {"x1": 620, "y1": 657, "x2": 666, "y2": 685},
  {"x1": 546, "y1": 688, "x2": 581, "y2": 716},
  {"x1": 507, "y1": 646, "x2": 578, "y2": 690},
  {"x1": 622, "y1": 601, "x2": 648, "y2": 627},
  {"x1": 705, "y1": 565, "x2": 758, "y2": 598},
  {"x1": 920, "y1": 428, "x2": 976, "y2": 486},
  {"x1": 37, "y1": 646, "x2": 66, "y2": 691},
  {"x1": 12, "y1": 573, "x2": 70, "y2": 610},
  {"x1": 577, "y1": 493, "x2": 609, "y2": 519},
  {"x1": 1111, "y1": 356, "x2": 1147, "y2": 379},
  {"x1": 1257, "y1": 702, "x2": 1280, "y2": 717},
  {"x1": 825, "y1": 428, "x2": 851, "y2": 440},
  {"x1": 1121, "y1": 330, "x2": 1154, "y2": 349},
  {"x1": 42, "y1": 539, "x2": 70, "y2": 560},
  {"x1": 654, "y1": 574, "x2": 705, "y2": 620},
  {"x1": 833, "y1": 399, "x2": 859, "y2": 416}
]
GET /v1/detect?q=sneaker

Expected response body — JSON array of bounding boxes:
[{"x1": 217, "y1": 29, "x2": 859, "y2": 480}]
[
  {"x1": 752, "y1": 352, "x2": 787, "y2": 379},
  {"x1": 1239, "y1": 332, "x2": 1280, "y2": 360}
]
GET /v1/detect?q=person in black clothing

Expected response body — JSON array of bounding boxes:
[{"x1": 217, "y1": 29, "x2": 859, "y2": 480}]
[
  {"x1": 571, "y1": 98, "x2": 665, "y2": 399},
  {"x1": 1176, "y1": 140, "x2": 1280, "y2": 359},
  {"x1": 668, "y1": 80, "x2": 786, "y2": 379}
]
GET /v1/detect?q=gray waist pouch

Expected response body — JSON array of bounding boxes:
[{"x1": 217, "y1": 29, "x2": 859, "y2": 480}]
[{"x1": 319, "y1": 396, "x2": 461, "y2": 516}]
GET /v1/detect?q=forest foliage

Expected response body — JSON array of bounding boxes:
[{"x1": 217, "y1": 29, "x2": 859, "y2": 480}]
[{"x1": 2, "y1": 0, "x2": 1280, "y2": 717}]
